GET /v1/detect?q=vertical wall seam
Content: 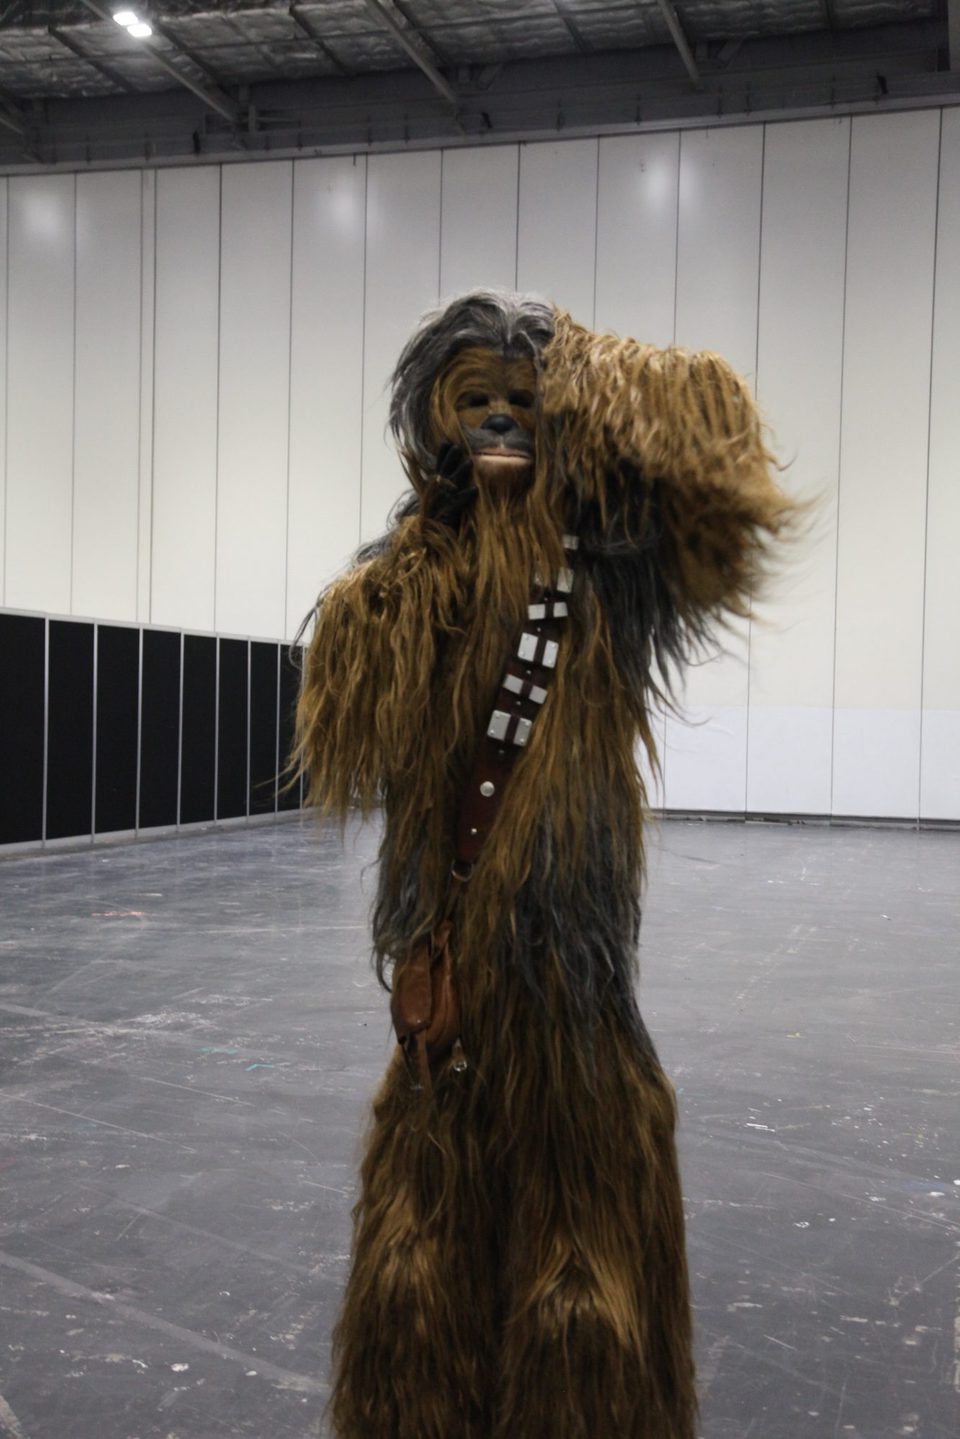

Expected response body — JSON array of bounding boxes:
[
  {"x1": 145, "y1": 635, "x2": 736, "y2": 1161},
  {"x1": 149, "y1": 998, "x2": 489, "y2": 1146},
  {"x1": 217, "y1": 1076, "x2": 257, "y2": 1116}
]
[
  {"x1": 91, "y1": 623, "x2": 98, "y2": 838},
  {"x1": 274, "y1": 643, "x2": 280, "y2": 815},
  {"x1": 135, "y1": 173, "x2": 144, "y2": 623},
  {"x1": 672, "y1": 130, "x2": 681, "y2": 347},
  {"x1": 176, "y1": 630, "x2": 184, "y2": 827},
  {"x1": 245, "y1": 637, "x2": 251, "y2": 821},
  {"x1": 744, "y1": 123, "x2": 767, "y2": 815},
  {"x1": 147, "y1": 170, "x2": 158, "y2": 627},
  {"x1": 917, "y1": 107, "x2": 944, "y2": 827},
  {"x1": 358, "y1": 153, "x2": 369, "y2": 551},
  {"x1": 134, "y1": 624, "x2": 143, "y2": 833},
  {"x1": 662, "y1": 128, "x2": 682, "y2": 802},
  {"x1": 2, "y1": 178, "x2": 9, "y2": 607},
  {"x1": 213, "y1": 165, "x2": 223, "y2": 633},
  {"x1": 514, "y1": 143, "x2": 521, "y2": 289},
  {"x1": 591, "y1": 136, "x2": 600, "y2": 328},
  {"x1": 41, "y1": 617, "x2": 49, "y2": 846},
  {"x1": 283, "y1": 161, "x2": 296, "y2": 641},
  {"x1": 438, "y1": 147, "x2": 444, "y2": 298},
  {"x1": 213, "y1": 637, "x2": 220, "y2": 820},
  {"x1": 69, "y1": 173, "x2": 78, "y2": 614},
  {"x1": 829, "y1": 117, "x2": 854, "y2": 820}
]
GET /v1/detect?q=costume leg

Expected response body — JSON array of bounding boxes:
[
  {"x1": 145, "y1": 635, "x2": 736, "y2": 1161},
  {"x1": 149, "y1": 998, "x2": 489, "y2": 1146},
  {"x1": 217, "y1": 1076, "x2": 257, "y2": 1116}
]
[
  {"x1": 492, "y1": 1034, "x2": 696, "y2": 1439},
  {"x1": 329, "y1": 1051, "x2": 498, "y2": 1439}
]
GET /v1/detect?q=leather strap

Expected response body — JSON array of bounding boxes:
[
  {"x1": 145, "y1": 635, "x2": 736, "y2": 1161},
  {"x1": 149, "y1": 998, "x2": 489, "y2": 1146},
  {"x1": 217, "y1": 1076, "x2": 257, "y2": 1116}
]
[{"x1": 455, "y1": 535, "x2": 578, "y2": 867}]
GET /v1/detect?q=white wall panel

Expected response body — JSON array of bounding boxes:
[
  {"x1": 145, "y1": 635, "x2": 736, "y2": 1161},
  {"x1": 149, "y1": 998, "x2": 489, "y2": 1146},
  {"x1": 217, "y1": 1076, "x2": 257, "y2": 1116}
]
[
  {"x1": 665, "y1": 126, "x2": 764, "y2": 811},
  {"x1": 361, "y1": 150, "x2": 441, "y2": 541},
  {"x1": 517, "y1": 140, "x2": 597, "y2": 321},
  {"x1": 137, "y1": 170, "x2": 156, "y2": 623},
  {"x1": 73, "y1": 171, "x2": 142, "y2": 622},
  {"x1": 833, "y1": 111, "x2": 940, "y2": 817},
  {"x1": 440, "y1": 145, "x2": 518, "y2": 297},
  {"x1": 5, "y1": 175, "x2": 76, "y2": 614},
  {"x1": 595, "y1": 133, "x2": 681, "y2": 778},
  {"x1": 921, "y1": 106, "x2": 960, "y2": 820},
  {"x1": 749, "y1": 117, "x2": 850, "y2": 815},
  {"x1": 152, "y1": 166, "x2": 220, "y2": 631},
  {"x1": 286, "y1": 155, "x2": 366, "y2": 638},
  {"x1": 595, "y1": 132, "x2": 679, "y2": 346},
  {"x1": 0, "y1": 179, "x2": 7, "y2": 604},
  {"x1": 217, "y1": 161, "x2": 293, "y2": 639}
]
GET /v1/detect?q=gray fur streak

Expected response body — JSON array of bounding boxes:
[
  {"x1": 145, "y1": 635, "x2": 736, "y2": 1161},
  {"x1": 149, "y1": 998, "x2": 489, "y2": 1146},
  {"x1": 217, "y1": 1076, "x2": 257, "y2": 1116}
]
[{"x1": 390, "y1": 290, "x2": 556, "y2": 472}]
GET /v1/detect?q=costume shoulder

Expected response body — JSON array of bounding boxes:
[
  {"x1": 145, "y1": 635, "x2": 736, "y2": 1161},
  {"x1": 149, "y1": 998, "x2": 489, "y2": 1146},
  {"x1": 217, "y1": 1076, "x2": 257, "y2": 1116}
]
[{"x1": 540, "y1": 311, "x2": 795, "y2": 682}]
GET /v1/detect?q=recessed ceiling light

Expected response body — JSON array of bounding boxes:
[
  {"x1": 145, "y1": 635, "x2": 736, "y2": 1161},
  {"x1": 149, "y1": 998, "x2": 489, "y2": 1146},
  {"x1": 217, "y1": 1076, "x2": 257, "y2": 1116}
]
[
  {"x1": 112, "y1": 9, "x2": 138, "y2": 23},
  {"x1": 127, "y1": 21, "x2": 153, "y2": 37}
]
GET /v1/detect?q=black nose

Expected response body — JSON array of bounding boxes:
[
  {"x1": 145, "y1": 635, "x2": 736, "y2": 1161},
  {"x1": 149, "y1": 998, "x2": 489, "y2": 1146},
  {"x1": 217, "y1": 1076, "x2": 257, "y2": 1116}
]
[{"x1": 482, "y1": 413, "x2": 514, "y2": 434}]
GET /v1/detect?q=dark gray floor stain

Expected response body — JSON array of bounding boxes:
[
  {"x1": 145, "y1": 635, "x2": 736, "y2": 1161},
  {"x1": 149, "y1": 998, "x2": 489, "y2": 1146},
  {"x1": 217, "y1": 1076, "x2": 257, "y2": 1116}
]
[{"x1": 0, "y1": 817, "x2": 958, "y2": 1438}]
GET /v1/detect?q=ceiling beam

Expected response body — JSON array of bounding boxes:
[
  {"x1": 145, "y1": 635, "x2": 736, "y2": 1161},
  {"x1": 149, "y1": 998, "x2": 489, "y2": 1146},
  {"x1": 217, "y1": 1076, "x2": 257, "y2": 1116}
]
[
  {"x1": 77, "y1": 0, "x2": 240, "y2": 124},
  {"x1": 655, "y1": 0, "x2": 703, "y2": 91},
  {"x1": 49, "y1": 24, "x2": 139, "y2": 93},
  {"x1": 361, "y1": 0, "x2": 459, "y2": 108},
  {"x1": 289, "y1": 4, "x2": 354, "y2": 78},
  {"x1": 552, "y1": 1, "x2": 591, "y2": 54},
  {"x1": 151, "y1": 20, "x2": 230, "y2": 89},
  {"x1": 949, "y1": 0, "x2": 960, "y2": 70}
]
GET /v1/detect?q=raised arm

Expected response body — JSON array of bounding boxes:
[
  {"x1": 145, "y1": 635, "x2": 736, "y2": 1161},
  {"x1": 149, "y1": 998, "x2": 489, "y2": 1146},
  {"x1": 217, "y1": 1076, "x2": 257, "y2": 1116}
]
[{"x1": 539, "y1": 311, "x2": 794, "y2": 677}]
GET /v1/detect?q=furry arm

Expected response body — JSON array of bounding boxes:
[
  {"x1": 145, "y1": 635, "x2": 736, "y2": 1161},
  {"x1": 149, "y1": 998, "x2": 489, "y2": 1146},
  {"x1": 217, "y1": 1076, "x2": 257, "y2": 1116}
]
[
  {"x1": 293, "y1": 534, "x2": 448, "y2": 822},
  {"x1": 540, "y1": 311, "x2": 793, "y2": 632}
]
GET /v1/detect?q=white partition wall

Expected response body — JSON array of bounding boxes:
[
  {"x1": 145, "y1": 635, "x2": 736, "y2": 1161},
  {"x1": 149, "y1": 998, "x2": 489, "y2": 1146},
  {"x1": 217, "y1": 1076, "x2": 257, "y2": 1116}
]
[
  {"x1": 517, "y1": 140, "x2": 598, "y2": 319},
  {"x1": 440, "y1": 145, "x2": 519, "y2": 297},
  {"x1": 921, "y1": 106, "x2": 960, "y2": 821},
  {"x1": 2, "y1": 110, "x2": 959, "y2": 822},
  {"x1": 152, "y1": 166, "x2": 221, "y2": 632},
  {"x1": 749, "y1": 117, "x2": 850, "y2": 815},
  {"x1": 664, "y1": 126, "x2": 765, "y2": 812},
  {"x1": 5, "y1": 174, "x2": 76, "y2": 615},
  {"x1": 73, "y1": 171, "x2": 143, "y2": 623},
  {"x1": 216, "y1": 162, "x2": 294, "y2": 639},
  {"x1": 361, "y1": 151, "x2": 441, "y2": 541},
  {"x1": 595, "y1": 132, "x2": 679, "y2": 348},
  {"x1": 833, "y1": 110, "x2": 940, "y2": 818},
  {"x1": 595, "y1": 132, "x2": 682, "y2": 800},
  {"x1": 286, "y1": 155, "x2": 367, "y2": 633}
]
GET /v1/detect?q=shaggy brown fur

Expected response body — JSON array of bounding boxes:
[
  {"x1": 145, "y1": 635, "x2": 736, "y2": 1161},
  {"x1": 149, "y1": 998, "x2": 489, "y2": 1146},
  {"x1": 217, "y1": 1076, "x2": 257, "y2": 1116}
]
[{"x1": 294, "y1": 305, "x2": 792, "y2": 1439}]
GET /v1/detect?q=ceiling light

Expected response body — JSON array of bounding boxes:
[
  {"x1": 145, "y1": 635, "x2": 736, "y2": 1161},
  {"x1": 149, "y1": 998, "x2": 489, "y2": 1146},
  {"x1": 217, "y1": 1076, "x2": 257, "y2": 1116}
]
[
  {"x1": 112, "y1": 9, "x2": 138, "y2": 22},
  {"x1": 127, "y1": 21, "x2": 153, "y2": 38}
]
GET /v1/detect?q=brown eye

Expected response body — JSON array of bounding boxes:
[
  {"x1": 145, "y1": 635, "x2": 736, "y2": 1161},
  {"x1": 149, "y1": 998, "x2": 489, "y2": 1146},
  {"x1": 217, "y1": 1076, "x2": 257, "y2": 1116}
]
[
  {"x1": 509, "y1": 391, "x2": 534, "y2": 408},
  {"x1": 457, "y1": 392, "x2": 489, "y2": 410}
]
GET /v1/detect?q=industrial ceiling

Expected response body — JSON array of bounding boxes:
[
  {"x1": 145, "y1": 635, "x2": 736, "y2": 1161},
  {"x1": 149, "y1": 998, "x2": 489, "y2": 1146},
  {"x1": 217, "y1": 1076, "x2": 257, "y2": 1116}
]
[{"x1": 1, "y1": 1, "x2": 958, "y2": 169}]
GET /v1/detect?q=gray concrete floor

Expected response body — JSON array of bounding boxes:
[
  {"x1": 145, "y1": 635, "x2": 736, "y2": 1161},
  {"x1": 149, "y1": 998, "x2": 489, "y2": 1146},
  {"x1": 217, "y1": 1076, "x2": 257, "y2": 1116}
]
[{"x1": 0, "y1": 816, "x2": 957, "y2": 1439}]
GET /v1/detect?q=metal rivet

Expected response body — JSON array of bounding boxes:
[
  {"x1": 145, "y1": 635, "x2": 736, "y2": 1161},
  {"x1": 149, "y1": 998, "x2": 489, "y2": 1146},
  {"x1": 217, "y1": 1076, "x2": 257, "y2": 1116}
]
[{"x1": 480, "y1": 780, "x2": 495, "y2": 798}]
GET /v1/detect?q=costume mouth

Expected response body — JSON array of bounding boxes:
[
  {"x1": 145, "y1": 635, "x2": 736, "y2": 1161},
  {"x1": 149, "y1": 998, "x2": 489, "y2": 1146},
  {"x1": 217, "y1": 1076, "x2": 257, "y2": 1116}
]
[{"x1": 475, "y1": 446, "x2": 533, "y2": 462}]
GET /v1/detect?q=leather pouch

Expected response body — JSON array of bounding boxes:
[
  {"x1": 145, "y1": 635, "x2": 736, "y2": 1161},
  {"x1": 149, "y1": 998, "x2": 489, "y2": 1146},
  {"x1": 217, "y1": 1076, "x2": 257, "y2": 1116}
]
[{"x1": 390, "y1": 921, "x2": 459, "y2": 1091}]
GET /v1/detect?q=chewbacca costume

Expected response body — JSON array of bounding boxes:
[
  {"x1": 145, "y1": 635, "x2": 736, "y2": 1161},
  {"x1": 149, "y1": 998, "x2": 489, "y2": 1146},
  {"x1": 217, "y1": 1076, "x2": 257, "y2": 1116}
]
[{"x1": 295, "y1": 292, "x2": 791, "y2": 1439}]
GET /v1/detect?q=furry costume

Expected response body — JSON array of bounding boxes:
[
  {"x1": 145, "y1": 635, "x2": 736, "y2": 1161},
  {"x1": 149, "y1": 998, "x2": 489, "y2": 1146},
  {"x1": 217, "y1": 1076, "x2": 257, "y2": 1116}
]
[{"x1": 295, "y1": 292, "x2": 791, "y2": 1439}]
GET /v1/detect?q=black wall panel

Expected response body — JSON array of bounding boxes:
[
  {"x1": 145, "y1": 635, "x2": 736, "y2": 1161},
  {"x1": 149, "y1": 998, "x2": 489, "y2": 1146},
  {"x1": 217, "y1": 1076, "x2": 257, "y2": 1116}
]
[
  {"x1": 181, "y1": 634, "x2": 217, "y2": 826},
  {"x1": 2, "y1": 613, "x2": 302, "y2": 847},
  {"x1": 249, "y1": 642, "x2": 279, "y2": 814},
  {"x1": 139, "y1": 629, "x2": 181, "y2": 829},
  {"x1": 95, "y1": 625, "x2": 140, "y2": 835},
  {"x1": 217, "y1": 638, "x2": 248, "y2": 820},
  {"x1": 47, "y1": 620, "x2": 94, "y2": 840},
  {"x1": 278, "y1": 646, "x2": 303, "y2": 813},
  {"x1": 0, "y1": 614, "x2": 45, "y2": 845}
]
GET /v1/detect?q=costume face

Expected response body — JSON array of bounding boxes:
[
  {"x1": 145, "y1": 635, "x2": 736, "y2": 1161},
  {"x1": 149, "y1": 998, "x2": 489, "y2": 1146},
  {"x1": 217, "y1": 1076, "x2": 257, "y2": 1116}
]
[{"x1": 431, "y1": 347, "x2": 537, "y2": 489}]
